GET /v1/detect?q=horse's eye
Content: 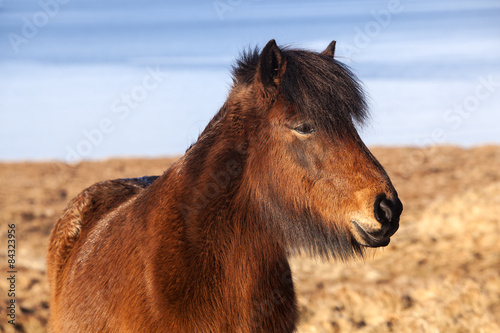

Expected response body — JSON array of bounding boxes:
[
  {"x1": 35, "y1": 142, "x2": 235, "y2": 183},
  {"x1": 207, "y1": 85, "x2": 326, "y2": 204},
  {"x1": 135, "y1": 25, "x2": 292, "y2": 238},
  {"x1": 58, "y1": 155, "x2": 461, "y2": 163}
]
[{"x1": 293, "y1": 123, "x2": 315, "y2": 135}]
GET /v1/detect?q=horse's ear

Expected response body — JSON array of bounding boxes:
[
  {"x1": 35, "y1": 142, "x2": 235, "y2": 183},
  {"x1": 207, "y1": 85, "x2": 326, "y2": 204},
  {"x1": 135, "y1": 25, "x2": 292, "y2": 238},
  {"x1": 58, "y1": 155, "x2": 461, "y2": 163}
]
[
  {"x1": 321, "y1": 40, "x2": 336, "y2": 58},
  {"x1": 256, "y1": 39, "x2": 287, "y2": 94}
]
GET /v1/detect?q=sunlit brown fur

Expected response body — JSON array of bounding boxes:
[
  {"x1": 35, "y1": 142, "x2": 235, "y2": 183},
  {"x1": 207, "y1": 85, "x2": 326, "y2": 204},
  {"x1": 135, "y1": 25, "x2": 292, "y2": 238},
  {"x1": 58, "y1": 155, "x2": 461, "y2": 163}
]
[{"x1": 47, "y1": 40, "x2": 402, "y2": 332}]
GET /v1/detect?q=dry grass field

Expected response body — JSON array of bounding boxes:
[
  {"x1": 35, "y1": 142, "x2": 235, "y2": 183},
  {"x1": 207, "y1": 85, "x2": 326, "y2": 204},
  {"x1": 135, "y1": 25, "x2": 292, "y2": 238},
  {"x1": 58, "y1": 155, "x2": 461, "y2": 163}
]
[{"x1": 1, "y1": 146, "x2": 499, "y2": 332}]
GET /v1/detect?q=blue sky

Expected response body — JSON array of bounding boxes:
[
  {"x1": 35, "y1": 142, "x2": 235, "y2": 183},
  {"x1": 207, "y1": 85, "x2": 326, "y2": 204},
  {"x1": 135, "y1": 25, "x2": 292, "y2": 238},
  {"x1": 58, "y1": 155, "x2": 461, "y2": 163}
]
[{"x1": 1, "y1": 0, "x2": 499, "y2": 161}]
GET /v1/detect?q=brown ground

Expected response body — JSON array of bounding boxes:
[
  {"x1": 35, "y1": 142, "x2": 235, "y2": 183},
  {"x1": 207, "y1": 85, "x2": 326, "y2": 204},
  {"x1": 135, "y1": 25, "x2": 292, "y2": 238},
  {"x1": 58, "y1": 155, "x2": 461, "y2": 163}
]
[{"x1": 0, "y1": 146, "x2": 499, "y2": 332}]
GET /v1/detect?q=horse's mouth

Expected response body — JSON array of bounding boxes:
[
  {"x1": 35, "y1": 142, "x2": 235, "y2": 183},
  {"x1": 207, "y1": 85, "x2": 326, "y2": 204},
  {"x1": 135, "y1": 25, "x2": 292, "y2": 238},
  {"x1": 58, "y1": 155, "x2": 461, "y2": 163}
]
[{"x1": 351, "y1": 220, "x2": 398, "y2": 248}]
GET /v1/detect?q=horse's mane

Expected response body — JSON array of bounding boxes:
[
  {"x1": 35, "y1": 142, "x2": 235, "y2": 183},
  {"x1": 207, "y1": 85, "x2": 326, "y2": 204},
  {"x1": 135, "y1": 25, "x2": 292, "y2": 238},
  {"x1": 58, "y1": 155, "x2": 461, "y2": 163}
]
[{"x1": 232, "y1": 46, "x2": 369, "y2": 136}]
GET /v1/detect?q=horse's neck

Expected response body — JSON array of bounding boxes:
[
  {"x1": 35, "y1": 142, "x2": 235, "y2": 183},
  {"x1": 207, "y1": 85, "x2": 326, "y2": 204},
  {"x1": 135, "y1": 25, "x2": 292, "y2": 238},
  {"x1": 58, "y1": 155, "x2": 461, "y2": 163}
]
[{"x1": 144, "y1": 160, "x2": 297, "y2": 330}]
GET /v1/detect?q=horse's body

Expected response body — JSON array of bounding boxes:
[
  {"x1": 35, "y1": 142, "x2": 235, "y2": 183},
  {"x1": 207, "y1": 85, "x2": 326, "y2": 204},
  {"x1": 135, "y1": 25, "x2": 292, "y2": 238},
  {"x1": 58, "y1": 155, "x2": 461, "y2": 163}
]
[{"x1": 48, "y1": 40, "x2": 402, "y2": 332}]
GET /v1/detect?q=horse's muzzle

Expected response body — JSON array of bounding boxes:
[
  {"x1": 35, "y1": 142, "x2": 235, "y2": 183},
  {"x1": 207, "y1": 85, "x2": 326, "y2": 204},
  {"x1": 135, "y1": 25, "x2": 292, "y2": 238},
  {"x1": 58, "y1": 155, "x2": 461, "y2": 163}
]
[{"x1": 352, "y1": 195, "x2": 402, "y2": 247}]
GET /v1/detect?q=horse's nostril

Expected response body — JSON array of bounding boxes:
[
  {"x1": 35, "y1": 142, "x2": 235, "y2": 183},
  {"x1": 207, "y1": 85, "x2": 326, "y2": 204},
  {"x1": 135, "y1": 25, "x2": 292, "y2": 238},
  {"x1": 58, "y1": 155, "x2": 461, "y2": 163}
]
[
  {"x1": 379, "y1": 199, "x2": 393, "y2": 222},
  {"x1": 374, "y1": 196, "x2": 395, "y2": 224}
]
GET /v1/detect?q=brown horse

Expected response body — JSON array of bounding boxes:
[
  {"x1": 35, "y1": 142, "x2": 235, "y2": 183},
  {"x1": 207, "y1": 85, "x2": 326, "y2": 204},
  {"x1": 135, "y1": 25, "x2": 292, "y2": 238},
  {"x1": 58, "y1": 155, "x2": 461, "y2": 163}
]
[{"x1": 47, "y1": 40, "x2": 402, "y2": 332}]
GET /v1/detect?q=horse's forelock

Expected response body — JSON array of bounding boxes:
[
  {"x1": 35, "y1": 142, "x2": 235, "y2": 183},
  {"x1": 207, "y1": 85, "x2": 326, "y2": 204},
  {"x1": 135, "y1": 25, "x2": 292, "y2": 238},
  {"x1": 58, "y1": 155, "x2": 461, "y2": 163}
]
[{"x1": 231, "y1": 45, "x2": 369, "y2": 135}]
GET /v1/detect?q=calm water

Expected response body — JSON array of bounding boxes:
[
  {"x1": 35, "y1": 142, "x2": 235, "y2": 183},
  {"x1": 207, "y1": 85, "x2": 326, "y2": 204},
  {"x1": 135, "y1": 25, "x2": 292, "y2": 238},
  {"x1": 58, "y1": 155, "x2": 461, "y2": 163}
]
[{"x1": 1, "y1": 0, "x2": 499, "y2": 161}]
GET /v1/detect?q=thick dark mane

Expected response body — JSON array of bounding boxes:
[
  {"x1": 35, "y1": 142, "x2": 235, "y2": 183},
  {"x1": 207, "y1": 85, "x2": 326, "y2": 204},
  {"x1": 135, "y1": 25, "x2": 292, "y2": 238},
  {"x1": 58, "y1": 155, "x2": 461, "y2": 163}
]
[{"x1": 232, "y1": 46, "x2": 369, "y2": 135}]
